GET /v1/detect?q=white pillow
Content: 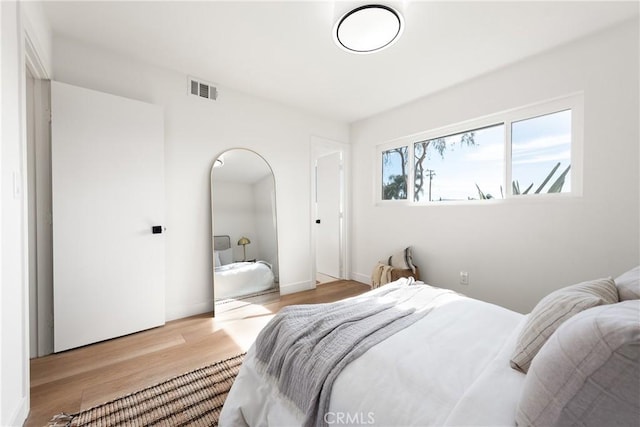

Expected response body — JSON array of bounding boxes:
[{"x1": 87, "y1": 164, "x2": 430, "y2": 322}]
[
  {"x1": 214, "y1": 251, "x2": 221, "y2": 267},
  {"x1": 387, "y1": 247, "x2": 417, "y2": 273},
  {"x1": 615, "y1": 266, "x2": 640, "y2": 301},
  {"x1": 517, "y1": 300, "x2": 640, "y2": 427},
  {"x1": 219, "y1": 248, "x2": 233, "y2": 265},
  {"x1": 510, "y1": 277, "x2": 618, "y2": 373}
]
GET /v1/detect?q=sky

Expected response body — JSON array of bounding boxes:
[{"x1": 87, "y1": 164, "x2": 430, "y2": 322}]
[{"x1": 382, "y1": 109, "x2": 572, "y2": 201}]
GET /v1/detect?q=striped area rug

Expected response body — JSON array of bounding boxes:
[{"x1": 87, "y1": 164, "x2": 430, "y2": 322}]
[{"x1": 48, "y1": 353, "x2": 245, "y2": 427}]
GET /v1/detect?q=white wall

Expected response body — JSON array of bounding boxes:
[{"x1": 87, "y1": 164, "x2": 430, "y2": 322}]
[
  {"x1": 212, "y1": 176, "x2": 279, "y2": 281},
  {"x1": 350, "y1": 19, "x2": 640, "y2": 314},
  {"x1": 51, "y1": 35, "x2": 349, "y2": 321},
  {"x1": 212, "y1": 181, "x2": 257, "y2": 261},
  {"x1": 1, "y1": 2, "x2": 33, "y2": 424},
  {"x1": 21, "y1": 0, "x2": 52, "y2": 75}
]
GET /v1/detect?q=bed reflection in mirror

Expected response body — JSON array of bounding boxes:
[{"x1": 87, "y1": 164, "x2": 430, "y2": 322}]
[{"x1": 211, "y1": 149, "x2": 279, "y2": 307}]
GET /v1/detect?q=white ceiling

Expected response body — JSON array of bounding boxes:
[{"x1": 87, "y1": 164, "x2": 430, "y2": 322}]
[{"x1": 41, "y1": 1, "x2": 639, "y2": 123}]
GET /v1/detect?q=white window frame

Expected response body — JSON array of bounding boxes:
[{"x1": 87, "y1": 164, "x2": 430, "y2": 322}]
[{"x1": 375, "y1": 93, "x2": 584, "y2": 205}]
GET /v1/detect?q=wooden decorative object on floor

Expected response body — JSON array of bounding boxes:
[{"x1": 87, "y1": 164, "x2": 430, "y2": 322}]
[
  {"x1": 47, "y1": 353, "x2": 245, "y2": 427},
  {"x1": 390, "y1": 266, "x2": 420, "y2": 282}
]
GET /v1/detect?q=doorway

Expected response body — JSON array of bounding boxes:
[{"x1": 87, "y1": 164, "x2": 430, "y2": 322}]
[
  {"x1": 311, "y1": 137, "x2": 349, "y2": 286},
  {"x1": 25, "y1": 59, "x2": 54, "y2": 358},
  {"x1": 26, "y1": 65, "x2": 37, "y2": 358}
]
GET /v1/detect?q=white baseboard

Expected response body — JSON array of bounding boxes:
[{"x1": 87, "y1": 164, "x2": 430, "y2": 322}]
[
  {"x1": 279, "y1": 280, "x2": 314, "y2": 295},
  {"x1": 8, "y1": 395, "x2": 29, "y2": 427},
  {"x1": 166, "y1": 277, "x2": 367, "y2": 320},
  {"x1": 350, "y1": 272, "x2": 371, "y2": 286},
  {"x1": 166, "y1": 301, "x2": 214, "y2": 322},
  {"x1": 165, "y1": 282, "x2": 315, "y2": 320}
]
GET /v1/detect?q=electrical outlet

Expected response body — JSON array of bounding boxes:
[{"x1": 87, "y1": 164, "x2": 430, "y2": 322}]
[{"x1": 460, "y1": 271, "x2": 469, "y2": 285}]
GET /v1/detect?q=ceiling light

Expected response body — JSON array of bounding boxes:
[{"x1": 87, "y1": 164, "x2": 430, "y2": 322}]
[{"x1": 333, "y1": 4, "x2": 404, "y2": 54}]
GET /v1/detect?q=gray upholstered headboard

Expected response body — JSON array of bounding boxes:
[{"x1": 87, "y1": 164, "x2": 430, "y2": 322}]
[{"x1": 213, "y1": 235, "x2": 231, "y2": 251}]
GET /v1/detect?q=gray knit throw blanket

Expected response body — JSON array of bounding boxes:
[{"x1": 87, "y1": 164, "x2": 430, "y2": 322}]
[{"x1": 254, "y1": 280, "x2": 433, "y2": 427}]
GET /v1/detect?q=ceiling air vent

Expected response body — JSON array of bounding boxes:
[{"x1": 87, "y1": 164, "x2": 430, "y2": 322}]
[{"x1": 188, "y1": 77, "x2": 218, "y2": 101}]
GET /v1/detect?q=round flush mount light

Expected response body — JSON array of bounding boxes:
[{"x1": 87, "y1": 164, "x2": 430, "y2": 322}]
[{"x1": 333, "y1": 4, "x2": 404, "y2": 54}]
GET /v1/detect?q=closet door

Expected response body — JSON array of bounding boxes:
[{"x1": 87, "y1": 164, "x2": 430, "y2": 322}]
[{"x1": 51, "y1": 81, "x2": 165, "y2": 352}]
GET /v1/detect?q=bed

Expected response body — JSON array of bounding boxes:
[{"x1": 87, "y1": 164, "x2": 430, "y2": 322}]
[
  {"x1": 219, "y1": 267, "x2": 640, "y2": 427},
  {"x1": 214, "y1": 235, "x2": 275, "y2": 300}
]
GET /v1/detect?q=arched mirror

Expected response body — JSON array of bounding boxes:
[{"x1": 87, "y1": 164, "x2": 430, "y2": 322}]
[{"x1": 211, "y1": 149, "x2": 279, "y2": 308}]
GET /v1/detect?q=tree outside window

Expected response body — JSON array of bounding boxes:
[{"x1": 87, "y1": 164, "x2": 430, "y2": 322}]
[{"x1": 382, "y1": 146, "x2": 408, "y2": 200}]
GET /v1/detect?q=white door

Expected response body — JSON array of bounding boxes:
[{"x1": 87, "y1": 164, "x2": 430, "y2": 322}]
[
  {"x1": 316, "y1": 152, "x2": 341, "y2": 279},
  {"x1": 51, "y1": 81, "x2": 165, "y2": 352}
]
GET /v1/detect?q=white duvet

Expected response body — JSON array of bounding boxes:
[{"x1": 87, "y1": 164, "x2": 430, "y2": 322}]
[
  {"x1": 215, "y1": 261, "x2": 275, "y2": 300},
  {"x1": 219, "y1": 284, "x2": 527, "y2": 426}
]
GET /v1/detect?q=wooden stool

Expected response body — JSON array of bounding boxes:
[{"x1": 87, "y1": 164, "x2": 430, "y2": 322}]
[{"x1": 390, "y1": 266, "x2": 420, "y2": 282}]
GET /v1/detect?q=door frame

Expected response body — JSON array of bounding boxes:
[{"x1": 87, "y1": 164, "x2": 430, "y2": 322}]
[
  {"x1": 310, "y1": 136, "x2": 350, "y2": 286},
  {"x1": 24, "y1": 21, "x2": 53, "y2": 358}
]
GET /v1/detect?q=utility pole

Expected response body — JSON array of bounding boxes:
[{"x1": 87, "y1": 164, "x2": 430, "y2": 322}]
[{"x1": 425, "y1": 169, "x2": 436, "y2": 201}]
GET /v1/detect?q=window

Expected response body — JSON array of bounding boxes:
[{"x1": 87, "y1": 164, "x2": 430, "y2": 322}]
[
  {"x1": 414, "y1": 124, "x2": 504, "y2": 201},
  {"x1": 377, "y1": 94, "x2": 583, "y2": 204},
  {"x1": 511, "y1": 110, "x2": 572, "y2": 195},
  {"x1": 382, "y1": 146, "x2": 408, "y2": 200}
]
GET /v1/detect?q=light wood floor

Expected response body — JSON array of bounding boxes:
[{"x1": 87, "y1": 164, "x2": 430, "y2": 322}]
[{"x1": 26, "y1": 280, "x2": 369, "y2": 427}]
